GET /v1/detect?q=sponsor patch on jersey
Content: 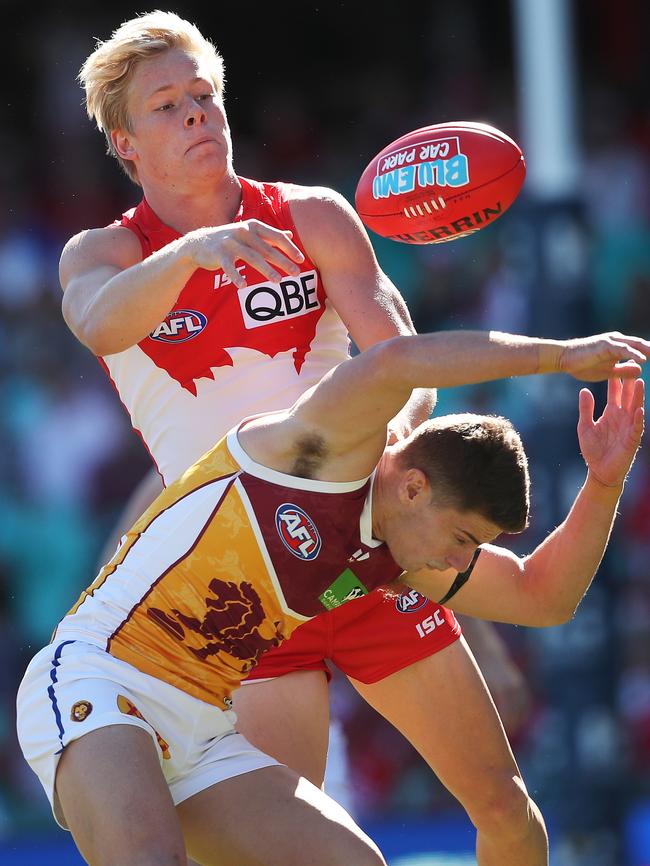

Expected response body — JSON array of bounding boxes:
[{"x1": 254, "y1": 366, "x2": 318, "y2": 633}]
[
  {"x1": 320, "y1": 568, "x2": 368, "y2": 610},
  {"x1": 238, "y1": 270, "x2": 321, "y2": 329},
  {"x1": 275, "y1": 503, "x2": 321, "y2": 560},
  {"x1": 395, "y1": 588, "x2": 429, "y2": 613},
  {"x1": 150, "y1": 309, "x2": 207, "y2": 343},
  {"x1": 70, "y1": 700, "x2": 93, "y2": 722}
]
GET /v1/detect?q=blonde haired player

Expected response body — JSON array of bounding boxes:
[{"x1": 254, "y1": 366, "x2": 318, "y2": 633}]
[{"x1": 56, "y1": 10, "x2": 623, "y2": 864}]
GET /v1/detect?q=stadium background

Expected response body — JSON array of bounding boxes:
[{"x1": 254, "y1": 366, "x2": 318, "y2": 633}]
[{"x1": 0, "y1": 1, "x2": 649, "y2": 863}]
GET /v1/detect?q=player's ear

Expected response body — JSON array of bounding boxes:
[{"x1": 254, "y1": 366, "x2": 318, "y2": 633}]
[
  {"x1": 400, "y1": 468, "x2": 429, "y2": 504},
  {"x1": 111, "y1": 129, "x2": 137, "y2": 161}
]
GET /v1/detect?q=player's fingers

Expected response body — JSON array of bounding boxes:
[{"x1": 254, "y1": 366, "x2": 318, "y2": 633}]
[
  {"x1": 633, "y1": 406, "x2": 645, "y2": 439},
  {"x1": 578, "y1": 388, "x2": 595, "y2": 428},
  {"x1": 621, "y1": 377, "x2": 637, "y2": 413},
  {"x1": 611, "y1": 360, "x2": 643, "y2": 379},
  {"x1": 607, "y1": 376, "x2": 622, "y2": 408},
  {"x1": 630, "y1": 378, "x2": 646, "y2": 418},
  {"x1": 611, "y1": 333, "x2": 650, "y2": 356},
  {"x1": 609, "y1": 339, "x2": 647, "y2": 365},
  {"x1": 250, "y1": 221, "x2": 305, "y2": 262},
  {"x1": 232, "y1": 247, "x2": 287, "y2": 283}
]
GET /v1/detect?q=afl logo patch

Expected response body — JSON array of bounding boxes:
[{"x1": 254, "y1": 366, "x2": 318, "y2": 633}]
[
  {"x1": 275, "y1": 503, "x2": 321, "y2": 560},
  {"x1": 70, "y1": 700, "x2": 93, "y2": 722},
  {"x1": 395, "y1": 589, "x2": 428, "y2": 613},
  {"x1": 150, "y1": 309, "x2": 207, "y2": 343}
]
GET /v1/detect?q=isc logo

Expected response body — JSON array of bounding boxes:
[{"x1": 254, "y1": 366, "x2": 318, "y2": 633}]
[
  {"x1": 275, "y1": 503, "x2": 321, "y2": 561},
  {"x1": 395, "y1": 589, "x2": 428, "y2": 613},
  {"x1": 150, "y1": 310, "x2": 207, "y2": 343},
  {"x1": 238, "y1": 270, "x2": 320, "y2": 329}
]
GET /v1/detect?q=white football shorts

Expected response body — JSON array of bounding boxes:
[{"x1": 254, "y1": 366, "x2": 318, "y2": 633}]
[{"x1": 16, "y1": 639, "x2": 278, "y2": 829}]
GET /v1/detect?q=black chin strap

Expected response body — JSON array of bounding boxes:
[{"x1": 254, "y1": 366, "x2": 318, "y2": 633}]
[{"x1": 437, "y1": 547, "x2": 482, "y2": 605}]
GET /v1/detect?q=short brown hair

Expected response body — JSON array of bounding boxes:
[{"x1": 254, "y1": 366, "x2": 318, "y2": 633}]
[
  {"x1": 399, "y1": 414, "x2": 530, "y2": 533},
  {"x1": 79, "y1": 11, "x2": 225, "y2": 183}
]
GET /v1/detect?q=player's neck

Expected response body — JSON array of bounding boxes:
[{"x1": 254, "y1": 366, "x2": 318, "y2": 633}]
[
  {"x1": 370, "y1": 456, "x2": 391, "y2": 541},
  {"x1": 141, "y1": 170, "x2": 242, "y2": 235}
]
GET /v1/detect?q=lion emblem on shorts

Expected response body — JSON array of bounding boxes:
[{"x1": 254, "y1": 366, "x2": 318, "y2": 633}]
[{"x1": 70, "y1": 700, "x2": 93, "y2": 722}]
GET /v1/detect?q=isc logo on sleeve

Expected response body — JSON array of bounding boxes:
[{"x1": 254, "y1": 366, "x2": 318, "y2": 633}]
[
  {"x1": 150, "y1": 310, "x2": 207, "y2": 343},
  {"x1": 238, "y1": 270, "x2": 321, "y2": 329}
]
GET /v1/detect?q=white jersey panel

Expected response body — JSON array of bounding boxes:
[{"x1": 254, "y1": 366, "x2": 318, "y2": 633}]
[{"x1": 103, "y1": 301, "x2": 349, "y2": 484}]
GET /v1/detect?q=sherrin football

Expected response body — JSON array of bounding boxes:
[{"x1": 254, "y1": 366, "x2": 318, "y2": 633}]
[{"x1": 355, "y1": 121, "x2": 525, "y2": 244}]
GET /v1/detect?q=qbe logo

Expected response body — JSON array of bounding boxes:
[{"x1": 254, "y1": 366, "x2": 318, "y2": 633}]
[
  {"x1": 275, "y1": 503, "x2": 321, "y2": 561},
  {"x1": 150, "y1": 309, "x2": 207, "y2": 343},
  {"x1": 238, "y1": 270, "x2": 320, "y2": 329},
  {"x1": 395, "y1": 589, "x2": 428, "y2": 613}
]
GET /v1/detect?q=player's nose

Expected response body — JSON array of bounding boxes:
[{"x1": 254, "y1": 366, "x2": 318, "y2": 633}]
[
  {"x1": 185, "y1": 100, "x2": 206, "y2": 127},
  {"x1": 446, "y1": 551, "x2": 474, "y2": 574}
]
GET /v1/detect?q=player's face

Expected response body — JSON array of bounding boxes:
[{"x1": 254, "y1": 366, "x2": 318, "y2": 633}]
[
  {"x1": 385, "y1": 497, "x2": 501, "y2": 575},
  {"x1": 116, "y1": 48, "x2": 232, "y2": 188}
]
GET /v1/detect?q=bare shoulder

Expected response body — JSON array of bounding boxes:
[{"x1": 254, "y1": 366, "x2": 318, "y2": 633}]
[
  {"x1": 284, "y1": 183, "x2": 370, "y2": 254},
  {"x1": 60, "y1": 225, "x2": 143, "y2": 292}
]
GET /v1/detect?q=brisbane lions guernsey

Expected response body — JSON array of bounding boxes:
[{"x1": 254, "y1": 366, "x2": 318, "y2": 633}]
[
  {"x1": 103, "y1": 176, "x2": 350, "y2": 485},
  {"x1": 54, "y1": 426, "x2": 403, "y2": 710}
]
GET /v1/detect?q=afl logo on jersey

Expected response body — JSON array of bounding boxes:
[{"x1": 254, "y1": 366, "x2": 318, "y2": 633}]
[
  {"x1": 275, "y1": 503, "x2": 322, "y2": 561},
  {"x1": 150, "y1": 310, "x2": 207, "y2": 343},
  {"x1": 395, "y1": 589, "x2": 428, "y2": 613}
]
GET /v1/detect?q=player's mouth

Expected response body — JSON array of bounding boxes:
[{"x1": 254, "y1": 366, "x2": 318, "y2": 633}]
[{"x1": 186, "y1": 136, "x2": 218, "y2": 153}]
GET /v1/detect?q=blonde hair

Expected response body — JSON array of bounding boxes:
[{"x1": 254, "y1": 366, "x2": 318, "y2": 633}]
[{"x1": 79, "y1": 10, "x2": 225, "y2": 183}]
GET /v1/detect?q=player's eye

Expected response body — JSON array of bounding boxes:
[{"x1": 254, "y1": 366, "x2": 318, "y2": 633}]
[
  {"x1": 455, "y1": 536, "x2": 468, "y2": 546},
  {"x1": 156, "y1": 103, "x2": 174, "y2": 111},
  {"x1": 196, "y1": 93, "x2": 213, "y2": 101}
]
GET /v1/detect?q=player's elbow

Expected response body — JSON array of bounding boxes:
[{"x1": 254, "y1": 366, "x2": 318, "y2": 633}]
[
  {"x1": 371, "y1": 336, "x2": 414, "y2": 387},
  {"x1": 61, "y1": 293, "x2": 121, "y2": 356}
]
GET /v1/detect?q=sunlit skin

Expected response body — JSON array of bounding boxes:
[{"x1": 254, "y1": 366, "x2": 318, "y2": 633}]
[
  {"x1": 371, "y1": 463, "x2": 503, "y2": 575},
  {"x1": 111, "y1": 47, "x2": 240, "y2": 228}
]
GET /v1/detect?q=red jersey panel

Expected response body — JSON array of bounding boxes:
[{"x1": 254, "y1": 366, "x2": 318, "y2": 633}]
[{"x1": 103, "y1": 177, "x2": 350, "y2": 484}]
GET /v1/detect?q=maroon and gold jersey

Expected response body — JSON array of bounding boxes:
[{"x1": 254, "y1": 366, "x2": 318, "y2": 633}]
[{"x1": 54, "y1": 427, "x2": 402, "y2": 709}]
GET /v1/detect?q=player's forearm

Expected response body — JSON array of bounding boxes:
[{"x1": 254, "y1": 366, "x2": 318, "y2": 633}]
[
  {"x1": 521, "y1": 474, "x2": 623, "y2": 625},
  {"x1": 386, "y1": 330, "x2": 563, "y2": 391},
  {"x1": 74, "y1": 238, "x2": 199, "y2": 355}
]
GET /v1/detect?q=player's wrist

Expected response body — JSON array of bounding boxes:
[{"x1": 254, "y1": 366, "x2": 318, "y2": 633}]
[
  {"x1": 536, "y1": 339, "x2": 565, "y2": 375},
  {"x1": 585, "y1": 469, "x2": 625, "y2": 497}
]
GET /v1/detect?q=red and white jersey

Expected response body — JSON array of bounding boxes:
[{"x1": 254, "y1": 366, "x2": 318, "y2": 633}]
[{"x1": 102, "y1": 177, "x2": 350, "y2": 484}]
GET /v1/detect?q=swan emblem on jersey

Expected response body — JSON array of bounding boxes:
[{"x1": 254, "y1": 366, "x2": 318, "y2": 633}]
[
  {"x1": 140, "y1": 268, "x2": 325, "y2": 397},
  {"x1": 147, "y1": 577, "x2": 283, "y2": 670},
  {"x1": 275, "y1": 503, "x2": 322, "y2": 560}
]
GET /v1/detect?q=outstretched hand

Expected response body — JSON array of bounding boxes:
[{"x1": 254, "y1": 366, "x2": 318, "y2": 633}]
[
  {"x1": 559, "y1": 332, "x2": 650, "y2": 381},
  {"x1": 578, "y1": 378, "x2": 645, "y2": 488}
]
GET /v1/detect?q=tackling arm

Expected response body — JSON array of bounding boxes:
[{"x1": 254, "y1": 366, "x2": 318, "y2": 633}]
[{"x1": 285, "y1": 330, "x2": 648, "y2": 478}]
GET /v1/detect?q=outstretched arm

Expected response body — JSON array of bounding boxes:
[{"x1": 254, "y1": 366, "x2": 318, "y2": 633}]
[
  {"x1": 401, "y1": 378, "x2": 645, "y2": 626},
  {"x1": 284, "y1": 331, "x2": 649, "y2": 475}
]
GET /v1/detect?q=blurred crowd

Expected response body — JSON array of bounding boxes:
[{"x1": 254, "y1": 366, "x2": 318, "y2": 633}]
[{"x1": 1, "y1": 2, "x2": 649, "y2": 864}]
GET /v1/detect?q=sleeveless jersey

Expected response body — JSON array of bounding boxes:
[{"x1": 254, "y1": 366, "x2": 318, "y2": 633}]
[
  {"x1": 54, "y1": 427, "x2": 402, "y2": 710},
  {"x1": 103, "y1": 176, "x2": 350, "y2": 484}
]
